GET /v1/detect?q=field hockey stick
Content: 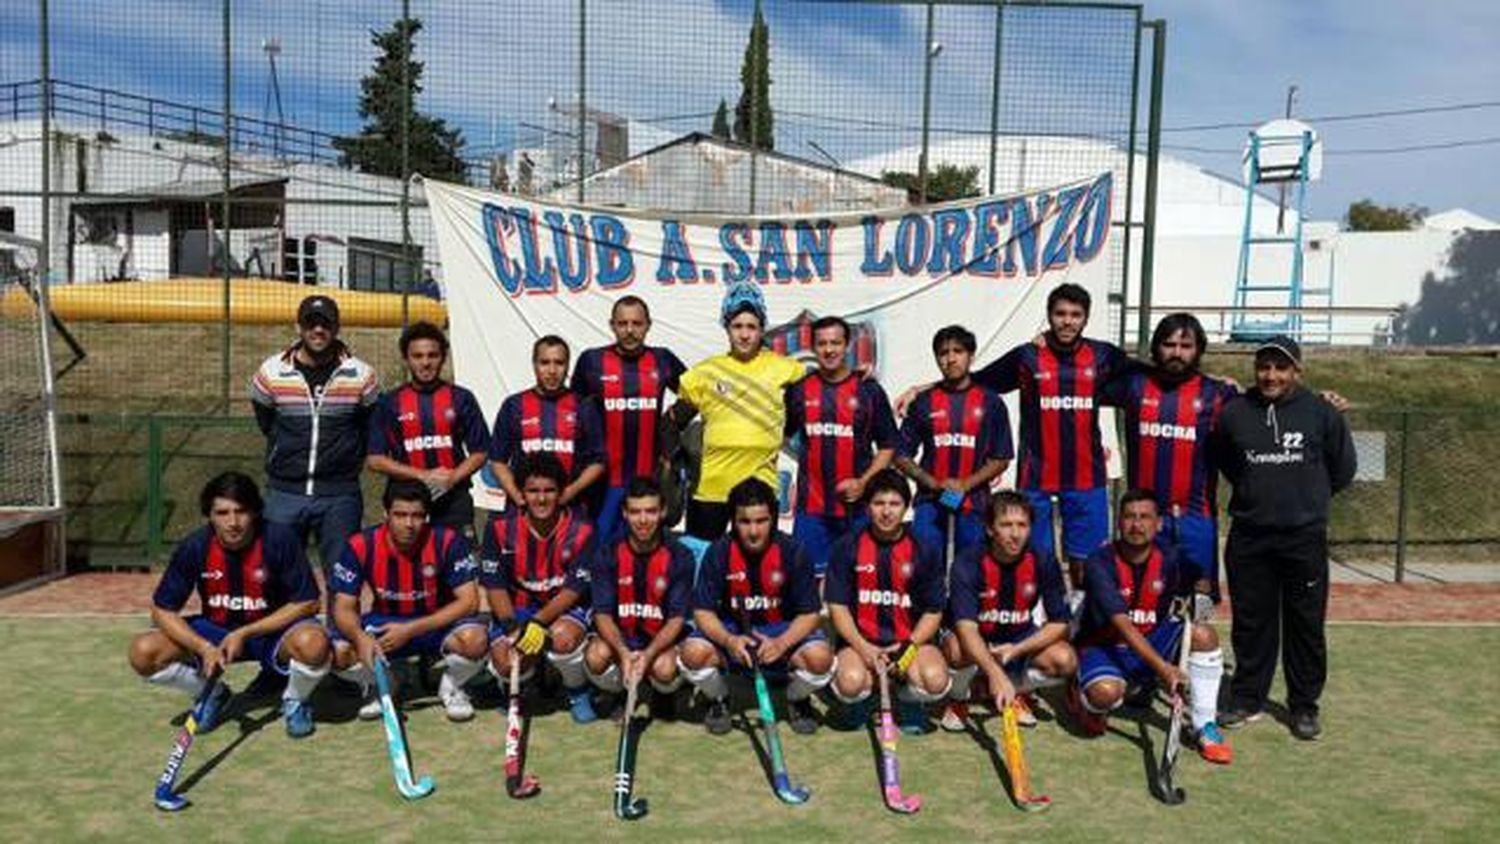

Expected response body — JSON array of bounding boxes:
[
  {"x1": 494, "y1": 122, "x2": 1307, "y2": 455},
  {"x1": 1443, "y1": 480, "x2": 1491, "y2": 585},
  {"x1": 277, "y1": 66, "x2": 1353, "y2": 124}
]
[
  {"x1": 372, "y1": 656, "x2": 435, "y2": 800},
  {"x1": 612, "y1": 673, "x2": 648, "y2": 820},
  {"x1": 1155, "y1": 600, "x2": 1192, "y2": 805},
  {"x1": 1000, "y1": 700, "x2": 1052, "y2": 813},
  {"x1": 504, "y1": 655, "x2": 541, "y2": 799},
  {"x1": 876, "y1": 665, "x2": 922, "y2": 814},
  {"x1": 152, "y1": 666, "x2": 223, "y2": 812},
  {"x1": 739, "y1": 615, "x2": 811, "y2": 805}
]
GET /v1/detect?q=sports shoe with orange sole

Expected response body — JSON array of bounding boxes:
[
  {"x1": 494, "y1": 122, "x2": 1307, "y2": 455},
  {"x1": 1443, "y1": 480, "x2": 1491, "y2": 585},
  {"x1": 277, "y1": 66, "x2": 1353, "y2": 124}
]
[{"x1": 1196, "y1": 722, "x2": 1234, "y2": 765}]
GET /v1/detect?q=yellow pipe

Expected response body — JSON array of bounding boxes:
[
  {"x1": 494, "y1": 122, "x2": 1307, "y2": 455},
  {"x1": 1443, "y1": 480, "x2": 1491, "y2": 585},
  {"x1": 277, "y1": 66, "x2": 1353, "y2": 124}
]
[{"x1": 0, "y1": 278, "x2": 447, "y2": 327}]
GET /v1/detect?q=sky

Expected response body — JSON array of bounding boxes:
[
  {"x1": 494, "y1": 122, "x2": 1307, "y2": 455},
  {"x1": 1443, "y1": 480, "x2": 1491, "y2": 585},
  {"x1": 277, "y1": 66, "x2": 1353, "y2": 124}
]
[{"x1": 0, "y1": 0, "x2": 1495, "y2": 222}]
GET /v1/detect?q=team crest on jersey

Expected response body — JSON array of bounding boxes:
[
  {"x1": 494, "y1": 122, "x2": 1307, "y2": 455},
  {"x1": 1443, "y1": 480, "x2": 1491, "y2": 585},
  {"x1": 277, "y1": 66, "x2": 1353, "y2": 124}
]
[
  {"x1": 1022, "y1": 581, "x2": 1036, "y2": 599},
  {"x1": 619, "y1": 575, "x2": 633, "y2": 586},
  {"x1": 564, "y1": 412, "x2": 577, "y2": 424},
  {"x1": 899, "y1": 561, "x2": 912, "y2": 578},
  {"x1": 1151, "y1": 578, "x2": 1164, "y2": 594},
  {"x1": 444, "y1": 407, "x2": 457, "y2": 422},
  {"x1": 715, "y1": 381, "x2": 732, "y2": 396},
  {"x1": 1141, "y1": 397, "x2": 1159, "y2": 408},
  {"x1": 1120, "y1": 586, "x2": 1133, "y2": 599},
  {"x1": 423, "y1": 564, "x2": 437, "y2": 579},
  {"x1": 654, "y1": 576, "x2": 669, "y2": 592},
  {"x1": 1192, "y1": 398, "x2": 1204, "y2": 412},
  {"x1": 769, "y1": 569, "x2": 784, "y2": 586},
  {"x1": 1085, "y1": 367, "x2": 1096, "y2": 378},
  {"x1": 1036, "y1": 370, "x2": 1052, "y2": 382},
  {"x1": 252, "y1": 568, "x2": 267, "y2": 583}
]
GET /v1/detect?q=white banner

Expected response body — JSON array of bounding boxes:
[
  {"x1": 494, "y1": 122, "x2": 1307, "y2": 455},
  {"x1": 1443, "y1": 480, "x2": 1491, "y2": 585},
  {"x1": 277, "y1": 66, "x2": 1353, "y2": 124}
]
[{"x1": 425, "y1": 174, "x2": 1118, "y2": 509}]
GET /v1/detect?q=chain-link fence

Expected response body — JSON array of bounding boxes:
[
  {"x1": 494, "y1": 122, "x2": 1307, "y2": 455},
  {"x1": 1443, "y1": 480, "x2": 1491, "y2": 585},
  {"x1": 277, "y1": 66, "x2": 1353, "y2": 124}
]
[{"x1": 0, "y1": 0, "x2": 1160, "y2": 566}]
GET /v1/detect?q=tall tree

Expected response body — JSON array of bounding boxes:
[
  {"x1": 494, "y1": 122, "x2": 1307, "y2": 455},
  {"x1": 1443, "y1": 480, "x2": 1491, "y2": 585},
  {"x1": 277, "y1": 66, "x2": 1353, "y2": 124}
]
[
  {"x1": 1346, "y1": 199, "x2": 1427, "y2": 232},
  {"x1": 881, "y1": 163, "x2": 982, "y2": 203},
  {"x1": 733, "y1": 1, "x2": 774, "y2": 151},
  {"x1": 711, "y1": 99, "x2": 732, "y2": 140},
  {"x1": 333, "y1": 17, "x2": 467, "y2": 183}
]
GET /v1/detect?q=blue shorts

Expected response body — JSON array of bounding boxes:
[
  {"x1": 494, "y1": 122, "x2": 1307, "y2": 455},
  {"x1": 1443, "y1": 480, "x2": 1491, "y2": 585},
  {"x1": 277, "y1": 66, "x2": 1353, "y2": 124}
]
[
  {"x1": 186, "y1": 616, "x2": 315, "y2": 676},
  {"x1": 487, "y1": 605, "x2": 592, "y2": 644},
  {"x1": 331, "y1": 612, "x2": 486, "y2": 660},
  {"x1": 910, "y1": 501, "x2": 984, "y2": 569},
  {"x1": 793, "y1": 512, "x2": 868, "y2": 577},
  {"x1": 1161, "y1": 511, "x2": 1218, "y2": 589},
  {"x1": 594, "y1": 485, "x2": 631, "y2": 547},
  {"x1": 1077, "y1": 621, "x2": 1184, "y2": 690},
  {"x1": 1025, "y1": 488, "x2": 1110, "y2": 564},
  {"x1": 942, "y1": 625, "x2": 1038, "y2": 679},
  {"x1": 688, "y1": 618, "x2": 828, "y2": 672}
]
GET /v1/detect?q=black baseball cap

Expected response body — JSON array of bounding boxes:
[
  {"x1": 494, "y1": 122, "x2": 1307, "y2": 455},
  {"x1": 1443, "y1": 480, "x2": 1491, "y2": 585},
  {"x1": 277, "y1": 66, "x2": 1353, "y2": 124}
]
[
  {"x1": 297, "y1": 294, "x2": 340, "y2": 327},
  {"x1": 1254, "y1": 334, "x2": 1302, "y2": 368}
]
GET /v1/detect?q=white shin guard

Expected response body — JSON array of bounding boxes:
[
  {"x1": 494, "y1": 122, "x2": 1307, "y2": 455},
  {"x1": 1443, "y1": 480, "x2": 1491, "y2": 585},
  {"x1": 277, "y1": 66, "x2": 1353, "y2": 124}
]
[
  {"x1": 440, "y1": 654, "x2": 485, "y2": 696},
  {"x1": 1188, "y1": 647, "x2": 1224, "y2": 730},
  {"x1": 830, "y1": 681, "x2": 872, "y2": 705},
  {"x1": 680, "y1": 660, "x2": 728, "y2": 701},
  {"x1": 649, "y1": 673, "x2": 685, "y2": 695},
  {"x1": 588, "y1": 662, "x2": 624, "y2": 694},
  {"x1": 284, "y1": 658, "x2": 330, "y2": 702},
  {"x1": 949, "y1": 665, "x2": 979, "y2": 700},
  {"x1": 148, "y1": 662, "x2": 206, "y2": 697},
  {"x1": 786, "y1": 664, "x2": 834, "y2": 702},
  {"x1": 337, "y1": 663, "x2": 374, "y2": 692},
  {"x1": 547, "y1": 643, "x2": 590, "y2": 691},
  {"x1": 897, "y1": 676, "x2": 951, "y2": 704}
]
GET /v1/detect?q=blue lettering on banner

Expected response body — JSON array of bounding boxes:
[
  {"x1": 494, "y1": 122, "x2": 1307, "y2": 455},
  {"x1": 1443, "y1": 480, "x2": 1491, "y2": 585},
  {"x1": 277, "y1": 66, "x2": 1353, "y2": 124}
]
[
  {"x1": 719, "y1": 222, "x2": 754, "y2": 283},
  {"x1": 546, "y1": 210, "x2": 592, "y2": 291},
  {"x1": 482, "y1": 203, "x2": 524, "y2": 295},
  {"x1": 1074, "y1": 173, "x2": 1112, "y2": 262},
  {"x1": 512, "y1": 206, "x2": 558, "y2": 293},
  {"x1": 860, "y1": 216, "x2": 894, "y2": 276},
  {"x1": 591, "y1": 214, "x2": 634, "y2": 289},
  {"x1": 968, "y1": 199, "x2": 1008, "y2": 276},
  {"x1": 1004, "y1": 192, "x2": 1049, "y2": 277},
  {"x1": 927, "y1": 207, "x2": 971, "y2": 274},
  {"x1": 1042, "y1": 184, "x2": 1086, "y2": 272},
  {"x1": 793, "y1": 220, "x2": 833, "y2": 281},
  {"x1": 657, "y1": 220, "x2": 700, "y2": 284},
  {"x1": 755, "y1": 222, "x2": 795, "y2": 282},
  {"x1": 894, "y1": 213, "x2": 928, "y2": 275}
]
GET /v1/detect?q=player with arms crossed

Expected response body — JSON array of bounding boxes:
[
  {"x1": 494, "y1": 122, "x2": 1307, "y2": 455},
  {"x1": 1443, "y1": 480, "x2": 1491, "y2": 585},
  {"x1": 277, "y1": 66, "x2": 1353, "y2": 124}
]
[
  {"x1": 944, "y1": 490, "x2": 1077, "y2": 731},
  {"x1": 481, "y1": 454, "x2": 601, "y2": 723},
  {"x1": 129, "y1": 472, "x2": 331, "y2": 738},
  {"x1": 896, "y1": 325, "x2": 1013, "y2": 569},
  {"x1": 585, "y1": 477, "x2": 696, "y2": 718},
  {"x1": 1069, "y1": 490, "x2": 1230, "y2": 764},
  {"x1": 488, "y1": 335, "x2": 606, "y2": 515},
  {"x1": 572, "y1": 296, "x2": 687, "y2": 545},
  {"x1": 367, "y1": 321, "x2": 490, "y2": 538},
  {"x1": 783, "y1": 316, "x2": 899, "y2": 579},
  {"x1": 824, "y1": 469, "x2": 948, "y2": 734},
  {"x1": 680, "y1": 478, "x2": 834, "y2": 735},
  {"x1": 329, "y1": 480, "x2": 488, "y2": 723}
]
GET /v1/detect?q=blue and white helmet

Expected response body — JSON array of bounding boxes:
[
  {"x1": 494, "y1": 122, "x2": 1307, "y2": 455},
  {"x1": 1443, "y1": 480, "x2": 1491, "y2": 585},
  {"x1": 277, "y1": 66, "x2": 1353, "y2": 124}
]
[{"x1": 720, "y1": 282, "x2": 767, "y2": 328}]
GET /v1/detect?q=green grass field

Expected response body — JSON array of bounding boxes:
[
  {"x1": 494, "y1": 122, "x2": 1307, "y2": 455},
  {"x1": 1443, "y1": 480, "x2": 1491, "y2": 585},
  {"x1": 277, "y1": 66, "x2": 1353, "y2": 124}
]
[{"x1": 2, "y1": 619, "x2": 1496, "y2": 841}]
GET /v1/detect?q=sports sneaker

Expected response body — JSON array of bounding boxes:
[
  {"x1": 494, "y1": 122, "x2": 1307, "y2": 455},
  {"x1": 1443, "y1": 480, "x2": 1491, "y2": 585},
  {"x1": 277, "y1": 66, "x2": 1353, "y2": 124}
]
[
  {"x1": 357, "y1": 679, "x2": 387, "y2": 721},
  {"x1": 1290, "y1": 709, "x2": 1322, "y2": 742},
  {"x1": 704, "y1": 698, "x2": 733, "y2": 736},
  {"x1": 1218, "y1": 706, "x2": 1265, "y2": 730},
  {"x1": 1013, "y1": 693, "x2": 1038, "y2": 728},
  {"x1": 441, "y1": 686, "x2": 476, "y2": 723},
  {"x1": 567, "y1": 688, "x2": 599, "y2": 724},
  {"x1": 939, "y1": 702, "x2": 972, "y2": 732},
  {"x1": 787, "y1": 699, "x2": 819, "y2": 735},
  {"x1": 897, "y1": 700, "x2": 930, "y2": 736},
  {"x1": 1064, "y1": 681, "x2": 1107, "y2": 737},
  {"x1": 1196, "y1": 722, "x2": 1233, "y2": 764},
  {"x1": 282, "y1": 698, "x2": 316, "y2": 739},
  {"x1": 196, "y1": 682, "x2": 232, "y2": 733}
]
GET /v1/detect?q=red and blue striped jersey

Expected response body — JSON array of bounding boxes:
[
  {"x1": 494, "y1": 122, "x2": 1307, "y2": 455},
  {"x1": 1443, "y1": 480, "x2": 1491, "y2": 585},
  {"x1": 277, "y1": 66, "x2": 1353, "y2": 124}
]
[
  {"x1": 692, "y1": 534, "x2": 819, "y2": 628},
  {"x1": 368, "y1": 381, "x2": 489, "y2": 470},
  {"x1": 1078, "y1": 541, "x2": 1193, "y2": 644},
  {"x1": 897, "y1": 382, "x2": 1014, "y2": 514},
  {"x1": 975, "y1": 338, "x2": 1129, "y2": 492},
  {"x1": 153, "y1": 523, "x2": 317, "y2": 630},
  {"x1": 948, "y1": 545, "x2": 1069, "y2": 645},
  {"x1": 489, "y1": 388, "x2": 605, "y2": 479},
  {"x1": 479, "y1": 509, "x2": 595, "y2": 611},
  {"x1": 589, "y1": 538, "x2": 694, "y2": 644},
  {"x1": 573, "y1": 345, "x2": 686, "y2": 487},
  {"x1": 331, "y1": 525, "x2": 475, "y2": 619},
  {"x1": 1102, "y1": 372, "x2": 1235, "y2": 516},
  {"x1": 784, "y1": 373, "x2": 898, "y2": 518},
  {"x1": 825, "y1": 529, "x2": 943, "y2": 647}
]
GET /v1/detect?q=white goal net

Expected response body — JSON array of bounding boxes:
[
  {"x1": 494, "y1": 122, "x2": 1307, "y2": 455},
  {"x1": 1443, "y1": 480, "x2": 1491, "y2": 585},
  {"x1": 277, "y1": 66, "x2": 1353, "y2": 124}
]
[{"x1": 0, "y1": 233, "x2": 63, "y2": 539}]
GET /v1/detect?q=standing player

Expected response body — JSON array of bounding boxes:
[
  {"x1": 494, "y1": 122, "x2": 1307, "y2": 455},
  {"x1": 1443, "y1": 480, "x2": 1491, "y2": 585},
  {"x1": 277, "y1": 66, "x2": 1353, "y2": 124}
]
[
  {"x1": 783, "y1": 316, "x2": 899, "y2": 578},
  {"x1": 585, "y1": 477, "x2": 696, "y2": 717},
  {"x1": 895, "y1": 325, "x2": 1013, "y2": 570},
  {"x1": 572, "y1": 296, "x2": 687, "y2": 545},
  {"x1": 488, "y1": 335, "x2": 606, "y2": 514},
  {"x1": 329, "y1": 480, "x2": 487, "y2": 722},
  {"x1": 972, "y1": 284, "x2": 1131, "y2": 589},
  {"x1": 480, "y1": 454, "x2": 600, "y2": 723},
  {"x1": 824, "y1": 469, "x2": 948, "y2": 734},
  {"x1": 680, "y1": 478, "x2": 834, "y2": 735},
  {"x1": 670, "y1": 283, "x2": 807, "y2": 540},
  {"x1": 1069, "y1": 490, "x2": 1230, "y2": 764},
  {"x1": 944, "y1": 491, "x2": 1076, "y2": 730},
  {"x1": 128, "y1": 472, "x2": 331, "y2": 738},
  {"x1": 367, "y1": 321, "x2": 490, "y2": 539}
]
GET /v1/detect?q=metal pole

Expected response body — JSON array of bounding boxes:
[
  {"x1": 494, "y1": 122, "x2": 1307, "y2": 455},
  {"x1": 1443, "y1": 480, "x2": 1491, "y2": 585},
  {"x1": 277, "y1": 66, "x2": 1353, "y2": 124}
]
[
  {"x1": 38, "y1": 0, "x2": 65, "y2": 515},
  {"x1": 1394, "y1": 410, "x2": 1411, "y2": 583},
  {"x1": 400, "y1": 0, "x2": 412, "y2": 327},
  {"x1": 1118, "y1": 7, "x2": 1143, "y2": 349},
  {"x1": 220, "y1": 0, "x2": 232, "y2": 411},
  {"x1": 146, "y1": 416, "x2": 163, "y2": 563},
  {"x1": 918, "y1": 1, "x2": 935, "y2": 205},
  {"x1": 577, "y1": 0, "x2": 587, "y2": 204},
  {"x1": 1135, "y1": 19, "x2": 1165, "y2": 356},
  {"x1": 985, "y1": 1, "x2": 1004, "y2": 195},
  {"x1": 747, "y1": 0, "x2": 761, "y2": 214}
]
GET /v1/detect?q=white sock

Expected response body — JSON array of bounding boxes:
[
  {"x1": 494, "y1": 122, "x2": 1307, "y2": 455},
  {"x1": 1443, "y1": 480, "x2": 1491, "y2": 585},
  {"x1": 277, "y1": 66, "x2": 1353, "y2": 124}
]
[
  {"x1": 338, "y1": 663, "x2": 374, "y2": 693},
  {"x1": 1023, "y1": 666, "x2": 1064, "y2": 691},
  {"x1": 898, "y1": 677, "x2": 950, "y2": 704},
  {"x1": 787, "y1": 664, "x2": 834, "y2": 702},
  {"x1": 547, "y1": 644, "x2": 589, "y2": 691},
  {"x1": 284, "y1": 659, "x2": 329, "y2": 702},
  {"x1": 830, "y1": 682, "x2": 872, "y2": 704},
  {"x1": 148, "y1": 662, "x2": 205, "y2": 697},
  {"x1": 682, "y1": 663, "x2": 727, "y2": 701},
  {"x1": 442, "y1": 653, "x2": 485, "y2": 689},
  {"x1": 649, "y1": 674, "x2": 685, "y2": 695},
  {"x1": 949, "y1": 665, "x2": 978, "y2": 701},
  {"x1": 589, "y1": 662, "x2": 624, "y2": 694},
  {"x1": 1188, "y1": 648, "x2": 1224, "y2": 731}
]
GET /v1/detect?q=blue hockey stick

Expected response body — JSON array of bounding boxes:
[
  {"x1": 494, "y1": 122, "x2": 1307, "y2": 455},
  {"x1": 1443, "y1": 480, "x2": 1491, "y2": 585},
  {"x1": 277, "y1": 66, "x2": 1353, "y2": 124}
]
[
  {"x1": 372, "y1": 656, "x2": 435, "y2": 800},
  {"x1": 153, "y1": 668, "x2": 223, "y2": 812}
]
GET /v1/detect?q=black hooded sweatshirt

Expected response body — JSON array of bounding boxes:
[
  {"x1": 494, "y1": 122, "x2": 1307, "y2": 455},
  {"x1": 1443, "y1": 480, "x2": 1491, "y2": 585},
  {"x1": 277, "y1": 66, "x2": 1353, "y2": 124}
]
[{"x1": 1211, "y1": 384, "x2": 1357, "y2": 531}]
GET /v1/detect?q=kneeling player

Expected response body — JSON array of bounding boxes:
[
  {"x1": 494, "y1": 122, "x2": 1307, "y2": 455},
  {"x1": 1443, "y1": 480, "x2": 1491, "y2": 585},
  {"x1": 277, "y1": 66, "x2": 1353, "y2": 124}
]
[
  {"x1": 680, "y1": 478, "x2": 834, "y2": 735},
  {"x1": 481, "y1": 454, "x2": 600, "y2": 723},
  {"x1": 825, "y1": 469, "x2": 947, "y2": 734},
  {"x1": 129, "y1": 472, "x2": 330, "y2": 738},
  {"x1": 944, "y1": 491, "x2": 1076, "y2": 730},
  {"x1": 1069, "y1": 490, "x2": 1230, "y2": 763},
  {"x1": 585, "y1": 477, "x2": 695, "y2": 717},
  {"x1": 330, "y1": 480, "x2": 487, "y2": 722}
]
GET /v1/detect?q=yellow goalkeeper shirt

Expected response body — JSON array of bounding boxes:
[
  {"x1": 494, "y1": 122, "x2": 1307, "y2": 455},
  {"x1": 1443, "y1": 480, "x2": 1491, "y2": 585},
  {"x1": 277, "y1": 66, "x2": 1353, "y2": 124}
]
[{"x1": 678, "y1": 350, "x2": 807, "y2": 502}]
